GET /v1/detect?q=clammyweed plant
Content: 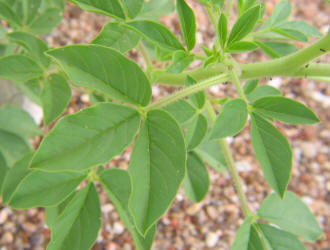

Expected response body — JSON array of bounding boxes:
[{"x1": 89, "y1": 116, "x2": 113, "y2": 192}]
[{"x1": 0, "y1": 0, "x2": 329, "y2": 249}]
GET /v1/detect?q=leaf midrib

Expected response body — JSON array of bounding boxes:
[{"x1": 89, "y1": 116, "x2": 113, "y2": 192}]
[{"x1": 31, "y1": 112, "x2": 139, "y2": 169}]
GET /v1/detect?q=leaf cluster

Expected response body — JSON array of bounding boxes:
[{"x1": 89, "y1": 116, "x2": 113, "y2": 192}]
[{"x1": 0, "y1": 0, "x2": 328, "y2": 249}]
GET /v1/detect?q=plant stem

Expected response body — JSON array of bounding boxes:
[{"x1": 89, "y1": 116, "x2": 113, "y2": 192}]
[
  {"x1": 241, "y1": 32, "x2": 330, "y2": 79},
  {"x1": 152, "y1": 33, "x2": 330, "y2": 85},
  {"x1": 206, "y1": 6, "x2": 218, "y2": 32},
  {"x1": 229, "y1": 68, "x2": 248, "y2": 102},
  {"x1": 206, "y1": 6, "x2": 220, "y2": 51},
  {"x1": 145, "y1": 73, "x2": 229, "y2": 111},
  {"x1": 205, "y1": 101, "x2": 252, "y2": 217},
  {"x1": 139, "y1": 42, "x2": 152, "y2": 68},
  {"x1": 225, "y1": 0, "x2": 233, "y2": 17}
]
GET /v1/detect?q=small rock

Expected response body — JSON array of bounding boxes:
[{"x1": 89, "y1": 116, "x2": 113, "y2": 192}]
[
  {"x1": 23, "y1": 222, "x2": 37, "y2": 233},
  {"x1": 300, "y1": 142, "x2": 318, "y2": 158},
  {"x1": 1, "y1": 232, "x2": 14, "y2": 244},
  {"x1": 206, "y1": 231, "x2": 220, "y2": 248},
  {"x1": 112, "y1": 222, "x2": 125, "y2": 234},
  {"x1": 102, "y1": 204, "x2": 114, "y2": 213},
  {"x1": 206, "y1": 206, "x2": 218, "y2": 220},
  {"x1": 186, "y1": 203, "x2": 202, "y2": 216},
  {"x1": 235, "y1": 161, "x2": 252, "y2": 172},
  {"x1": 0, "y1": 209, "x2": 8, "y2": 224},
  {"x1": 80, "y1": 94, "x2": 89, "y2": 103}
]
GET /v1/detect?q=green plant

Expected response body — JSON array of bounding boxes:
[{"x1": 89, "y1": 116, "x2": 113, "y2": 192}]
[{"x1": 0, "y1": 0, "x2": 329, "y2": 249}]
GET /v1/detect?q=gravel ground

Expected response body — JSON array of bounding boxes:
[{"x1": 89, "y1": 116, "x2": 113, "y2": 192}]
[{"x1": 0, "y1": 1, "x2": 329, "y2": 249}]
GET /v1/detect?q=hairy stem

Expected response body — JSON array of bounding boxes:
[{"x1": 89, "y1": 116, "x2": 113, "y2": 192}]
[
  {"x1": 230, "y1": 69, "x2": 248, "y2": 102},
  {"x1": 153, "y1": 33, "x2": 330, "y2": 85},
  {"x1": 241, "y1": 32, "x2": 330, "y2": 79},
  {"x1": 144, "y1": 73, "x2": 230, "y2": 111},
  {"x1": 139, "y1": 42, "x2": 152, "y2": 68},
  {"x1": 205, "y1": 101, "x2": 252, "y2": 217}
]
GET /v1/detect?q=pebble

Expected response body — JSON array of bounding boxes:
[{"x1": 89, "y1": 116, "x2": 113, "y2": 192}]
[
  {"x1": 0, "y1": 209, "x2": 8, "y2": 224},
  {"x1": 206, "y1": 231, "x2": 220, "y2": 248},
  {"x1": 300, "y1": 142, "x2": 318, "y2": 158},
  {"x1": 235, "y1": 161, "x2": 252, "y2": 172},
  {"x1": 112, "y1": 222, "x2": 125, "y2": 234},
  {"x1": 1, "y1": 232, "x2": 14, "y2": 244}
]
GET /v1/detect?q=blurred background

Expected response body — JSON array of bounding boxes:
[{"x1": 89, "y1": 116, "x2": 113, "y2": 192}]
[{"x1": 0, "y1": 0, "x2": 329, "y2": 249}]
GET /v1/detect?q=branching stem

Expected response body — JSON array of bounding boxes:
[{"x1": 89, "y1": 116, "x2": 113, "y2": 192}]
[
  {"x1": 205, "y1": 101, "x2": 252, "y2": 217},
  {"x1": 144, "y1": 73, "x2": 230, "y2": 111},
  {"x1": 152, "y1": 33, "x2": 330, "y2": 85}
]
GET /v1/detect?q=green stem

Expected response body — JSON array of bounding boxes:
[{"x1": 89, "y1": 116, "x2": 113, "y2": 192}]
[
  {"x1": 145, "y1": 73, "x2": 230, "y2": 111},
  {"x1": 225, "y1": 0, "x2": 233, "y2": 17},
  {"x1": 139, "y1": 42, "x2": 152, "y2": 68},
  {"x1": 206, "y1": 6, "x2": 220, "y2": 51},
  {"x1": 205, "y1": 101, "x2": 252, "y2": 217},
  {"x1": 230, "y1": 68, "x2": 248, "y2": 102},
  {"x1": 206, "y1": 6, "x2": 218, "y2": 31},
  {"x1": 152, "y1": 34, "x2": 330, "y2": 85},
  {"x1": 241, "y1": 32, "x2": 330, "y2": 79}
]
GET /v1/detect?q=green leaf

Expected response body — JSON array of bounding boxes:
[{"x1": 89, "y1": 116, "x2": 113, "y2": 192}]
[
  {"x1": 0, "y1": 152, "x2": 8, "y2": 194},
  {"x1": 91, "y1": 22, "x2": 140, "y2": 53},
  {"x1": 128, "y1": 109, "x2": 186, "y2": 235},
  {"x1": 14, "y1": 79, "x2": 41, "y2": 105},
  {"x1": 9, "y1": 171, "x2": 87, "y2": 209},
  {"x1": 0, "y1": 55, "x2": 43, "y2": 82},
  {"x1": 226, "y1": 41, "x2": 258, "y2": 53},
  {"x1": 257, "y1": 223, "x2": 306, "y2": 250},
  {"x1": 100, "y1": 169, "x2": 156, "y2": 250},
  {"x1": 22, "y1": 0, "x2": 42, "y2": 24},
  {"x1": 45, "y1": 193, "x2": 75, "y2": 229},
  {"x1": 258, "y1": 192, "x2": 323, "y2": 242},
  {"x1": 0, "y1": 1, "x2": 21, "y2": 27},
  {"x1": 163, "y1": 99, "x2": 196, "y2": 124},
  {"x1": 40, "y1": 0, "x2": 65, "y2": 12},
  {"x1": 0, "y1": 130, "x2": 31, "y2": 167},
  {"x1": 278, "y1": 20, "x2": 322, "y2": 37},
  {"x1": 41, "y1": 74, "x2": 72, "y2": 125},
  {"x1": 252, "y1": 96, "x2": 320, "y2": 125},
  {"x1": 0, "y1": 25, "x2": 6, "y2": 39},
  {"x1": 256, "y1": 41, "x2": 298, "y2": 58},
  {"x1": 47, "y1": 183, "x2": 101, "y2": 250},
  {"x1": 232, "y1": 217, "x2": 263, "y2": 250},
  {"x1": 185, "y1": 114, "x2": 208, "y2": 150},
  {"x1": 246, "y1": 85, "x2": 282, "y2": 102},
  {"x1": 126, "y1": 20, "x2": 185, "y2": 51},
  {"x1": 270, "y1": 0, "x2": 291, "y2": 25},
  {"x1": 70, "y1": 0, "x2": 125, "y2": 19},
  {"x1": 177, "y1": 0, "x2": 196, "y2": 51},
  {"x1": 217, "y1": 13, "x2": 228, "y2": 49},
  {"x1": 7, "y1": 31, "x2": 50, "y2": 67},
  {"x1": 167, "y1": 51, "x2": 194, "y2": 73},
  {"x1": 227, "y1": 5, "x2": 260, "y2": 46},
  {"x1": 243, "y1": 79, "x2": 259, "y2": 95},
  {"x1": 46, "y1": 45, "x2": 152, "y2": 106},
  {"x1": 244, "y1": 0, "x2": 258, "y2": 11},
  {"x1": 122, "y1": 0, "x2": 144, "y2": 19},
  {"x1": 250, "y1": 113, "x2": 292, "y2": 197},
  {"x1": 194, "y1": 132, "x2": 227, "y2": 173},
  {"x1": 271, "y1": 28, "x2": 308, "y2": 42},
  {"x1": 89, "y1": 93, "x2": 106, "y2": 105},
  {"x1": 185, "y1": 76, "x2": 206, "y2": 109},
  {"x1": 0, "y1": 104, "x2": 42, "y2": 138},
  {"x1": 237, "y1": 0, "x2": 244, "y2": 16},
  {"x1": 138, "y1": 0, "x2": 175, "y2": 20},
  {"x1": 1, "y1": 152, "x2": 33, "y2": 203},
  {"x1": 28, "y1": 8, "x2": 63, "y2": 35},
  {"x1": 30, "y1": 103, "x2": 141, "y2": 172},
  {"x1": 183, "y1": 151, "x2": 209, "y2": 203},
  {"x1": 210, "y1": 98, "x2": 248, "y2": 139}
]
